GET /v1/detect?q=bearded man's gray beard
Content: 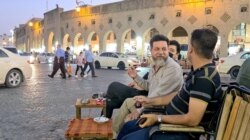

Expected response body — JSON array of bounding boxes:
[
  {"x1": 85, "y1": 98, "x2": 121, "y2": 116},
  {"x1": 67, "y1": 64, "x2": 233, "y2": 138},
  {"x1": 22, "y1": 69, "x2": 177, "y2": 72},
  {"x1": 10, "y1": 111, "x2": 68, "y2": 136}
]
[{"x1": 152, "y1": 57, "x2": 167, "y2": 67}]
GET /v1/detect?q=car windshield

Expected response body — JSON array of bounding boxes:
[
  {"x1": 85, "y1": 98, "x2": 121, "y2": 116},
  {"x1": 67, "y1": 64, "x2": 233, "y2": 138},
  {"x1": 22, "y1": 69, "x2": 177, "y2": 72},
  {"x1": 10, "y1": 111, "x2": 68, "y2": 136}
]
[
  {"x1": 19, "y1": 52, "x2": 31, "y2": 56},
  {"x1": 116, "y1": 53, "x2": 127, "y2": 58},
  {"x1": 3, "y1": 47, "x2": 18, "y2": 54}
]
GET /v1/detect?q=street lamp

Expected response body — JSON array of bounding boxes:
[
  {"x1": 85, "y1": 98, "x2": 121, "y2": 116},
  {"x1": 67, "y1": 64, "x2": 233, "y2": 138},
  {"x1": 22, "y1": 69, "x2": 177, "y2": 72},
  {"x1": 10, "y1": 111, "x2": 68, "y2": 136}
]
[
  {"x1": 29, "y1": 22, "x2": 33, "y2": 27},
  {"x1": 76, "y1": 6, "x2": 81, "y2": 12}
]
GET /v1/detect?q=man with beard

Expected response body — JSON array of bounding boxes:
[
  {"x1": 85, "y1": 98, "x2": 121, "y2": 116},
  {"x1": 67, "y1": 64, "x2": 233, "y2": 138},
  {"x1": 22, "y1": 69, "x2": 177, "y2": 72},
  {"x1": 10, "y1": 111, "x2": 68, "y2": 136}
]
[
  {"x1": 117, "y1": 29, "x2": 221, "y2": 140},
  {"x1": 112, "y1": 34, "x2": 184, "y2": 138}
]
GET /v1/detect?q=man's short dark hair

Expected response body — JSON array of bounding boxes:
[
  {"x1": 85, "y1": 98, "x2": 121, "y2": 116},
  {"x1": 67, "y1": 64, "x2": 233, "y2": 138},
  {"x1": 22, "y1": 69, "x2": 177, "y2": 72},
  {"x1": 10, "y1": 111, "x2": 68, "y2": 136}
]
[
  {"x1": 150, "y1": 34, "x2": 169, "y2": 50},
  {"x1": 169, "y1": 40, "x2": 181, "y2": 54},
  {"x1": 191, "y1": 29, "x2": 218, "y2": 59}
]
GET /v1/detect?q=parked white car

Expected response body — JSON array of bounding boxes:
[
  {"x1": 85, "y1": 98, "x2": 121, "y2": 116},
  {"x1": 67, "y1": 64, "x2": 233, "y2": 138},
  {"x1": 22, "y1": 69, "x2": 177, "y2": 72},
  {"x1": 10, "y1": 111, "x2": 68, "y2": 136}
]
[
  {"x1": 0, "y1": 47, "x2": 32, "y2": 88},
  {"x1": 19, "y1": 52, "x2": 36, "y2": 64},
  {"x1": 37, "y1": 53, "x2": 55, "y2": 63},
  {"x1": 2, "y1": 46, "x2": 18, "y2": 54},
  {"x1": 217, "y1": 51, "x2": 250, "y2": 79},
  {"x1": 94, "y1": 52, "x2": 140, "y2": 70}
]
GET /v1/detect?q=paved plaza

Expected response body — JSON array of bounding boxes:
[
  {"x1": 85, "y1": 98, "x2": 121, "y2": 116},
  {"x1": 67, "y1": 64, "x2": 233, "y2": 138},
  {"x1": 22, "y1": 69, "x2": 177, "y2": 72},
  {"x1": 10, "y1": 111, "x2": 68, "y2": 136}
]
[
  {"x1": 0, "y1": 64, "x2": 131, "y2": 140},
  {"x1": 0, "y1": 64, "x2": 232, "y2": 140}
]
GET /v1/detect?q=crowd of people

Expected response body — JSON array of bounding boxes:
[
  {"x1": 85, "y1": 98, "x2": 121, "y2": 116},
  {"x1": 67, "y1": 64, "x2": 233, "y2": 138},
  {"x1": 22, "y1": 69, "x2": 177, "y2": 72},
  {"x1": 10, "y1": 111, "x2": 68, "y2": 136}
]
[{"x1": 48, "y1": 44, "x2": 97, "y2": 79}]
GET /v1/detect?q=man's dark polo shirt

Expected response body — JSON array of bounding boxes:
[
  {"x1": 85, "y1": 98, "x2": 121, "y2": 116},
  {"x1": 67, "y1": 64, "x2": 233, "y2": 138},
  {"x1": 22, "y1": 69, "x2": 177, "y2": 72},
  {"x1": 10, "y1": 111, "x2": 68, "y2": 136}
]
[{"x1": 165, "y1": 63, "x2": 222, "y2": 131}]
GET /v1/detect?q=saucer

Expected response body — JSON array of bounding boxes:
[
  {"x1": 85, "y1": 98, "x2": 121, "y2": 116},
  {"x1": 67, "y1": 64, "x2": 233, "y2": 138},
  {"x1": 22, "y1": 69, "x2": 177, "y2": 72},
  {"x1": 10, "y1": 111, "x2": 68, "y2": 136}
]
[
  {"x1": 81, "y1": 99, "x2": 90, "y2": 104},
  {"x1": 93, "y1": 116, "x2": 109, "y2": 124}
]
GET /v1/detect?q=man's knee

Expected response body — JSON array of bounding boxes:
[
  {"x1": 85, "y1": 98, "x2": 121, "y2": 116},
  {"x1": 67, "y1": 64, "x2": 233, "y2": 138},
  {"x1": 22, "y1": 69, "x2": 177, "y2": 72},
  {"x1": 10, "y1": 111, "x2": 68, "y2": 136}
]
[
  {"x1": 124, "y1": 98, "x2": 136, "y2": 111},
  {"x1": 108, "y1": 82, "x2": 124, "y2": 90},
  {"x1": 106, "y1": 82, "x2": 124, "y2": 98}
]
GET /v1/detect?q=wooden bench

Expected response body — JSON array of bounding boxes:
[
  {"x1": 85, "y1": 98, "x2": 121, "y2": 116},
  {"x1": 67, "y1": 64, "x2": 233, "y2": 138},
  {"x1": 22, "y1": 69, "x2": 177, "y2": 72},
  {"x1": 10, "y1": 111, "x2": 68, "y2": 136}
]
[{"x1": 159, "y1": 85, "x2": 250, "y2": 140}]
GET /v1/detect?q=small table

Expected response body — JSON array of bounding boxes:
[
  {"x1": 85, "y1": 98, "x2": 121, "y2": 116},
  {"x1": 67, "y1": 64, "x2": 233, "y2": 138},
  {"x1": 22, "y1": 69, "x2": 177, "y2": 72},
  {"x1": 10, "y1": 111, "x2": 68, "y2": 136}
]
[
  {"x1": 75, "y1": 98, "x2": 106, "y2": 119},
  {"x1": 65, "y1": 118, "x2": 113, "y2": 140}
]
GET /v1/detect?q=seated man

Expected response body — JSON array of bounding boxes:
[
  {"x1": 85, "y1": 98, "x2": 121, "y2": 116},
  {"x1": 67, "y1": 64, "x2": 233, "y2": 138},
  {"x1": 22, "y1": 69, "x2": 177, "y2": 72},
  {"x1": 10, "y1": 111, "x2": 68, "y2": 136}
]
[
  {"x1": 117, "y1": 28, "x2": 222, "y2": 140},
  {"x1": 104, "y1": 39, "x2": 180, "y2": 118},
  {"x1": 113, "y1": 34, "x2": 184, "y2": 137},
  {"x1": 236, "y1": 57, "x2": 250, "y2": 89}
]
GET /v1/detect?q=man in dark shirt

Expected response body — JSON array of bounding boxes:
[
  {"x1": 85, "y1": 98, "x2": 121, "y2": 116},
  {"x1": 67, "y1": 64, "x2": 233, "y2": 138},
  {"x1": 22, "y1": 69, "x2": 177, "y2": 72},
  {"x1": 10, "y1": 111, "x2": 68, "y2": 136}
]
[
  {"x1": 48, "y1": 44, "x2": 66, "y2": 79},
  {"x1": 236, "y1": 57, "x2": 250, "y2": 89},
  {"x1": 117, "y1": 28, "x2": 222, "y2": 140}
]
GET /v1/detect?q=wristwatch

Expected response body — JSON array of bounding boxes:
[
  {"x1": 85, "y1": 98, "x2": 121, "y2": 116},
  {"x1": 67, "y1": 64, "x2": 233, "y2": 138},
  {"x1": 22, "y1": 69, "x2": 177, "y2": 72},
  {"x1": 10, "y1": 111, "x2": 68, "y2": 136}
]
[{"x1": 157, "y1": 115, "x2": 162, "y2": 123}]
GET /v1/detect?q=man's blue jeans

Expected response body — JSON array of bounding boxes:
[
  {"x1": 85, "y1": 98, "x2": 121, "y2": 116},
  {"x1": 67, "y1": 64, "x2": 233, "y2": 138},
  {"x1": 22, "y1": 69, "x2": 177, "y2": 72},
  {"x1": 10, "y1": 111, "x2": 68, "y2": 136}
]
[{"x1": 117, "y1": 119, "x2": 191, "y2": 140}]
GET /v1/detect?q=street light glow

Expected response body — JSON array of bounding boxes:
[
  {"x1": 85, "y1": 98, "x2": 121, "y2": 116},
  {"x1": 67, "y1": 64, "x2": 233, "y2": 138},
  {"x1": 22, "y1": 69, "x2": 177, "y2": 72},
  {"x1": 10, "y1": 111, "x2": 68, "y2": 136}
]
[
  {"x1": 29, "y1": 22, "x2": 33, "y2": 27},
  {"x1": 76, "y1": 6, "x2": 81, "y2": 12}
]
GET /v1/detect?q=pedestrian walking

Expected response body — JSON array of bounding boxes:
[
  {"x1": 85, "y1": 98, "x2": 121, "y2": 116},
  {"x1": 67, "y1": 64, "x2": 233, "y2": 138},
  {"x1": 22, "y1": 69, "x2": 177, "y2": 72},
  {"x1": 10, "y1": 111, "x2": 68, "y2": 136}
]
[
  {"x1": 65, "y1": 47, "x2": 73, "y2": 78},
  {"x1": 82, "y1": 49, "x2": 91, "y2": 77},
  {"x1": 81, "y1": 45, "x2": 97, "y2": 77},
  {"x1": 75, "y1": 51, "x2": 84, "y2": 78},
  {"x1": 48, "y1": 44, "x2": 66, "y2": 79}
]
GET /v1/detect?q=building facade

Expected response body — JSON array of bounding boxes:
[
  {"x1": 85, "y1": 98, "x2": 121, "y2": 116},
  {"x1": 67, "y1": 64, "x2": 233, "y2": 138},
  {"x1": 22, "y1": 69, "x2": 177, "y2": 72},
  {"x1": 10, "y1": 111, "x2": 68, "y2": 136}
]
[
  {"x1": 14, "y1": 0, "x2": 250, "y2": 57},
  {"x1": 0, "y1": 34, "x2": 13, "y2": 47}
]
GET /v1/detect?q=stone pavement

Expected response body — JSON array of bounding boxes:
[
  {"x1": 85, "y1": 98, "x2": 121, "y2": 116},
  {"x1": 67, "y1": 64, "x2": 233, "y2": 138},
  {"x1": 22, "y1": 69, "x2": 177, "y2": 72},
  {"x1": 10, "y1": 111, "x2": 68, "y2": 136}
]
[{"x1": 0, "y1": 64, "x2": 131, "y2": 140}]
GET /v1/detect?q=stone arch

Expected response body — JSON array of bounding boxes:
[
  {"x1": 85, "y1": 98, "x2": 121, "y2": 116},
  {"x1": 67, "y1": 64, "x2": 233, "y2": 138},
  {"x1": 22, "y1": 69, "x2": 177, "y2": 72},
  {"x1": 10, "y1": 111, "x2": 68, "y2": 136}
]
[
  {"x1": 87, "y1": 31, "x2": 100, "y2": 53},
  {"x1": 121, "y1": 29, "x2": 137, "y2": 55},
  {"x1": 27, "y1": 38, "x2": 30, "y2": 52},
  {"x1": 103, "y1": 31, "x2": 117, "y2": 52},
  {"x1": 168, "y1": 26, "x2": 188, "y2": 45},
  {"x1": 48, "y1": 32, "x2": 55, "y2": 53},
  {"x1": 167, "y1": 26, "x2": 189, "y2": 59},
  {"x1": 63, "y1": 34, "x2": 72, "y2": 50},
  {"x1": 73, "y1": 33, "x2": 84, "y2": 54},
  {"x1": 143, "y1": 28, "x2": 160, "y2": 42},
  {"x1": 41, "y1": 39, "x2": 45, "y2": 53}
]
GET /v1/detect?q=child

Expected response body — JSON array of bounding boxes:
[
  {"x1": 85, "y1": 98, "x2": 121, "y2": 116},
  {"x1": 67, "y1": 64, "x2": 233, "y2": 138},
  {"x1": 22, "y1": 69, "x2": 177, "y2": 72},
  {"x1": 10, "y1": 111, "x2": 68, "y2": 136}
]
[{"x1": 75, "y1": 52, "x2": 84, "y2": 78}]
